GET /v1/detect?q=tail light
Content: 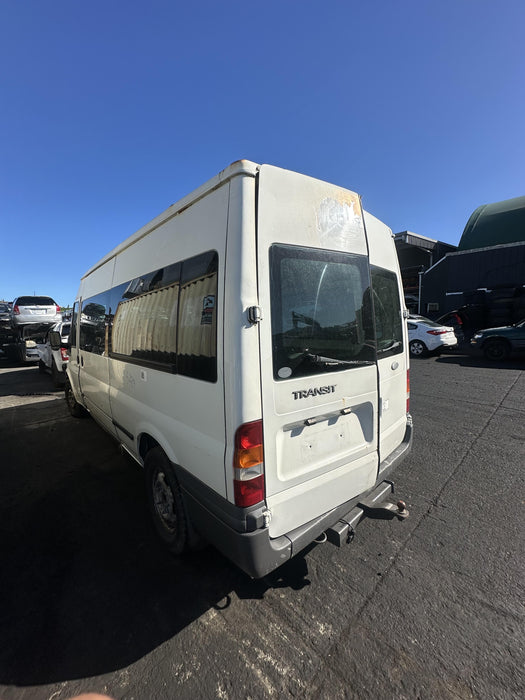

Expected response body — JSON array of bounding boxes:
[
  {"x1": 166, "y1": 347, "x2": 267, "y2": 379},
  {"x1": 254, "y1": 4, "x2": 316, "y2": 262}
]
[
  {"x1": 13, "y1": 305, "x2": 20, "y2": 315},
  {"x1": 406, "y1": 369, "x2": 410, "y2": 413},
  {"x1": 426, "y1": 329, "x2": 448, "y2": 335},
  {"x1": 60, "y1": 347, "x2": 69, "y2": 361},
  {"x1": 233, "y1": 419, "x2": 265, "y2": 507},
  {"x1": 56, "y1": 305, "x2": 61, "y2": 313}
]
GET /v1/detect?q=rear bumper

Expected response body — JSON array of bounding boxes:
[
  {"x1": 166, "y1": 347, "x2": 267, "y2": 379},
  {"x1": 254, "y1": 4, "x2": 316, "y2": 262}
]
[{"x1": 182, "y1": 417, "x2": 413, "y2": 579}]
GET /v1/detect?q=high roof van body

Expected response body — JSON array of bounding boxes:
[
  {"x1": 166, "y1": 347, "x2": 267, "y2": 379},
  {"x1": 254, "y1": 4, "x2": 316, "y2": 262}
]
[{"x1": 66, "y1": 161, "x2": 412, "y2": 577}]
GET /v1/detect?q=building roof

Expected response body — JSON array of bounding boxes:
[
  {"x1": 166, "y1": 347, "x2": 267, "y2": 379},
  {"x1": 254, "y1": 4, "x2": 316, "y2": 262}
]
[{"x1": 458, "y1": 195, "x2": 525, "y2": 251}]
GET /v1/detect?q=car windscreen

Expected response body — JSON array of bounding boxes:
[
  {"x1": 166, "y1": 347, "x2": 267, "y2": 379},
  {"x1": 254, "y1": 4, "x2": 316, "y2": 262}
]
[
  {"x1": 270, "y1": 244, "x2": 375, "y2": 380},
  {"x1": 16, "y1": 296, "x2": 56, "y2": 306}
]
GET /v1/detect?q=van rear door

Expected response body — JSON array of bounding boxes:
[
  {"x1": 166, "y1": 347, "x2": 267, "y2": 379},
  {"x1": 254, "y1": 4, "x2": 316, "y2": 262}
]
[{"x1": 256, "y1": 165, "x2": 380, "y2": 538}]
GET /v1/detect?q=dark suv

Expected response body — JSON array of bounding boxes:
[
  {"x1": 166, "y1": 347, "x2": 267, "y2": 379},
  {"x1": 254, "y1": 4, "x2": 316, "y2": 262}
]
[{"x1": 470, "y1": 320, "x2": 525, "y2": 360}]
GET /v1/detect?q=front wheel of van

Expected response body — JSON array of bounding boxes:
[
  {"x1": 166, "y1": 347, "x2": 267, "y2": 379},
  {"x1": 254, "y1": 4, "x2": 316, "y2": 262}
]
[
  {"x1": 65, "y1": 378, "x2": 88, "y2": 418},
  {"x1": 145, "y1": 447, "x2": 189, "y2": 555}
]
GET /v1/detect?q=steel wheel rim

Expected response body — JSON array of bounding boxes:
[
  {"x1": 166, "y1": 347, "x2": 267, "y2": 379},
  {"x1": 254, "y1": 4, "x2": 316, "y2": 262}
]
[{"x1": 153, "y1": 470, "x2": 177, "y2": 531}]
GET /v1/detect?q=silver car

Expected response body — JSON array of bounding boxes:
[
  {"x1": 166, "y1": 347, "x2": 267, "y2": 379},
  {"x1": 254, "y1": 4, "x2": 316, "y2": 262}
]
[{"x1": 11, "y1": 296, "x2": 62, "y2": 327}]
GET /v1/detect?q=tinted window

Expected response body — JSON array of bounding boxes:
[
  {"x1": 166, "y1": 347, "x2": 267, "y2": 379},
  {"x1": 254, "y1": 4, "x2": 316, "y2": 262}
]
[
  {"x1": 270, "y1": 244, "x2": 375, "y2": 380},
  {"x1": 80, "y1": 293, "x2": 109, "y2": 355},
  {"x1": 110, "y1": 251, "x2": 218, "y2": 382},
  {"x1": 177, "y1": 251, "x2": 218, "y2": 382},
  {"x1": 112, "y1": 280, "x2": 180, "y2": 368},
  {"x1": 371, "y1": 266, "x2": 404, "y2": 357},
  {"x1": 16, "y1": 296, "x2": 56, "y2": 306}
]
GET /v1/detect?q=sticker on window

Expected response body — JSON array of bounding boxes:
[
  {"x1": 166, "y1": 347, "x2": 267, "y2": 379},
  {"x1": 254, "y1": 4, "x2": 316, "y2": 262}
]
[{"x1": 201, "y1": 295, "x2": 215, "y2": 325}]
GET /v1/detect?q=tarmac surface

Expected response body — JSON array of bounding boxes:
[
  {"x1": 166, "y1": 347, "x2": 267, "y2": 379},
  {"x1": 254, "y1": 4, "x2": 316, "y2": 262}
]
[{"x1": 0, "y1": 352, "x2": 524, "y2": 699}]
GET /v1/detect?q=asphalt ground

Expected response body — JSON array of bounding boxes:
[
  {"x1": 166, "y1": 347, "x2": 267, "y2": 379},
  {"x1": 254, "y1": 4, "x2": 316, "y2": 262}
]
[{"x1": 0, "y1": 352, "x2": 524, "y2": 700}]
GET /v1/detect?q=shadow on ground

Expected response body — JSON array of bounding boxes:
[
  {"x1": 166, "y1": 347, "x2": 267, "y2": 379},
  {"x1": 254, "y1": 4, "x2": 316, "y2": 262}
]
[
  {"x1": 435, "y1": 351, "x2": 525, "y2": 370},
  {"x1": 0, "y1": 398, "x2": 311, "y2": 686}
]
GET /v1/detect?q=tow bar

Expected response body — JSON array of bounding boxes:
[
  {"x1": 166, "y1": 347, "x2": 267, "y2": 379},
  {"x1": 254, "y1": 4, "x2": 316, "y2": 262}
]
[{"x1": 326, "y1": 480, "x2": 409, "y2": 547}]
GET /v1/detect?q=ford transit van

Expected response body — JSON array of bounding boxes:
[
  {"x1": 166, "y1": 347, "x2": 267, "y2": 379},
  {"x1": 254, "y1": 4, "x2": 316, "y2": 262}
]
[{"x1": 66, "y1": 161, "x2": 412, "y2": 578}]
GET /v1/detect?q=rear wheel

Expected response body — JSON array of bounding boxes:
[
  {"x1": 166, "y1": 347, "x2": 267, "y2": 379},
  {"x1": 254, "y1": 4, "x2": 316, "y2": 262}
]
[
  {"x1": 483, "y1": 339, "x2": 510, "y2": 361},
  {"x1": 409, "y1": 339, "x2": 427, "y2": 357},
  {"x1": 145, "y1": 447, "x2": 189, "y2": 555}
]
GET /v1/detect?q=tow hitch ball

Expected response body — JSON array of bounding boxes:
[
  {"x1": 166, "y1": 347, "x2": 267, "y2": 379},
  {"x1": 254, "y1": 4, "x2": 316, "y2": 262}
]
[{"x1": 358, "y1": 497, "x2": 409, "y2": 520}]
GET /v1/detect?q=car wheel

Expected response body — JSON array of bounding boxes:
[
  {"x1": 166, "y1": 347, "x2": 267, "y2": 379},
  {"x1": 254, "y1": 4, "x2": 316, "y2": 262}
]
[
  {"x1": 65, "y1": 378, "x2": 88, "y2": 418},
  {"x1": 409, "y1": 339, "x2": 427, "y2": 357},
  {"x1": 145, "y1": 447, "x2": 189, "y2": 555},
  {"x1": 483, "y1": 339, "x2": 510, "y2": 361},
  {"x1": 38, "y1": 359, "x2": 47, "y2": 374}
]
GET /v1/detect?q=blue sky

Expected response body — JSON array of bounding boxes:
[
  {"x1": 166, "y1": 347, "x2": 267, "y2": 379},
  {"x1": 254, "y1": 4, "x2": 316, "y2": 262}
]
[{"x1": 1, "y1": 0, "x2": 524, "y2": 306}]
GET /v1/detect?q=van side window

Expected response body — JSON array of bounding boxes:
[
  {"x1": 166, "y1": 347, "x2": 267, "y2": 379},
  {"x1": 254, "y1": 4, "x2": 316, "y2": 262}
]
[
  {"x1": 80, "y1": 293, "x2": 109, "y2": 355},
  {"x1": 371, "y1": 266, "x2": 404, "y2": 357},
  {"x1": 177, "y1": 251, "x2": 218, "y2": 382},
  {"x1": 109, "y1": 251, "x2": 218, "y2": 381},
  {"x1": 112, "y1": 280, "x2": 180, "y2": 368}
]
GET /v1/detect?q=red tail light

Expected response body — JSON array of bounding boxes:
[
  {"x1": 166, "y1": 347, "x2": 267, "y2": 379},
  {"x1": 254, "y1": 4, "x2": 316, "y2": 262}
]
[
  {"x1": 233, "y1": 419, "x2": 265, "y2": 507},
  {"x1": 56, "y1": 305, "x2": 61, "y2": 313},
  {"x1": 60, "y1": 347, "x2": 69, "y2": 361},
  {"x1": 426, "y1": 329, "x2": 448, "y2": 335},
  {"x1": 406, "y1": 369, "x2": 410, "y2": 413},
  {"x1": 13, "y1": 305, "x2": 20, "y2": 315}
]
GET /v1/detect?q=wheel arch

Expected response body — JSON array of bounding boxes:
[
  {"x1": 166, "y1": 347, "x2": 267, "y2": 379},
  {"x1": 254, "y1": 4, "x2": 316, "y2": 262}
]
[
  {"x1": 481, "y1": 334, "x2": 511, "y2": 349},
  {"x1": 137, "y1": 427, "x2": 179, "y2": 467}
]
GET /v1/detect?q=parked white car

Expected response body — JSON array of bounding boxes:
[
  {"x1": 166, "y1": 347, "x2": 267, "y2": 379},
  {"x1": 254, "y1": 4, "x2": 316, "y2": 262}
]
[
  {"x1": 37, "y1": 321, "x2": 70, "y2": 386},
  {"x1": 407, "y1": 315, "x2": 457, "y2": 357},
  {"x1": 10, "y1": 296, "x2": 62, "y2": 327}
]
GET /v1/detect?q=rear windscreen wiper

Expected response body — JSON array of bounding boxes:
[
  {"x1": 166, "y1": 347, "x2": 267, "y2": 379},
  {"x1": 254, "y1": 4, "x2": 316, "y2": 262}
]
[{"x1": 301, "y1": 352, "x2": 375, "y2": 367}]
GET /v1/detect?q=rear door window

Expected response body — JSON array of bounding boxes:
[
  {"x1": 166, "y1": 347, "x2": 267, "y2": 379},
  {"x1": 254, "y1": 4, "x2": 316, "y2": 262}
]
[{"x1": 270, "y1": 244, "x2": 375, "y2": 380}]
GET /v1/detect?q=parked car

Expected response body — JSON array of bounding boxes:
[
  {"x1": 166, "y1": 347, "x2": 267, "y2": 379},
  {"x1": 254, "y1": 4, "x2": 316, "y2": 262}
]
[
  {"x1": 407, "y1": 315, "x2": 458, "y2": 357},
  {"x1": 36, "y1": 321, "x2": 70, "y2": 386},
  {"x1": 10, "y1": 296, "x2": 62, "y2": 327},
  {"x1": 470, "y1": 319, "x2": 525, "y2": 360},
  {"x1": 0, "y1": 302, "x2": 11, "y2": 329}
]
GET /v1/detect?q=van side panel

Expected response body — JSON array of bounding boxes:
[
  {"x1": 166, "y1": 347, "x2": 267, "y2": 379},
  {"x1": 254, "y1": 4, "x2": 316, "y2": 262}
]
[{"x1": 106, "y1": 184, "x2": 229, "y2": 497}]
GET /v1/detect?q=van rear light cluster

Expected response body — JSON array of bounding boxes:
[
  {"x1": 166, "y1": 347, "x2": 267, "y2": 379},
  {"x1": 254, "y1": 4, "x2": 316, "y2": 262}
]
[
  {"x1": 233, "y1": 419, "x2": 265, "y2": 507},
  {"x1": 406, "y1": 369, "x2": 410, "y2": 413},
  {"x1": 60, "y1": 347, "x2": 69, "y2": 361}
]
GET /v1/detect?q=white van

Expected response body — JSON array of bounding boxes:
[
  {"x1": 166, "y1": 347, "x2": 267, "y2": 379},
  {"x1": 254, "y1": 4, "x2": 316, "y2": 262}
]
[{"x1": 66, "y1": 161, "x2": 412, "y2": 578}]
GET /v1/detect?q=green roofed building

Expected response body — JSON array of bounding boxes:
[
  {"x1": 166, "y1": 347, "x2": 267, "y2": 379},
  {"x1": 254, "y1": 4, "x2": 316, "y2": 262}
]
[
  {"x1": 417, "y1": 194, "x2": 525, "y2": 331},
  {"x1": 458, "y1": 195, "x2": 525, "y2": 251}
]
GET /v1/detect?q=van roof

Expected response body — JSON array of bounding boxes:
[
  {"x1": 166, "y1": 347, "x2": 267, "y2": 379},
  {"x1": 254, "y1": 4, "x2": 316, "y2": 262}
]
[{"x1": 82, "y1": 160, "x2": 259, "y2": 279}]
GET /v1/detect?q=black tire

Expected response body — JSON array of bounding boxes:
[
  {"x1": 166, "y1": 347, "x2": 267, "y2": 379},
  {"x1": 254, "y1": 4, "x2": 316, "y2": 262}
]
[
  {"x1": 65, "y1": 378, "x2": 88, "y2": 418},
  {"x1": 483, "y1": 339, "x2": 510, "y2": 361},
  {"x1": 38, "y1": 359, "x2": 47, "y2": 374},
  {"x1": 145, "y1": 447, "x2": 189, "y2": 555},
  {"x1": 409, "y1": 339, "x2": 427, "y2": 357}
]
